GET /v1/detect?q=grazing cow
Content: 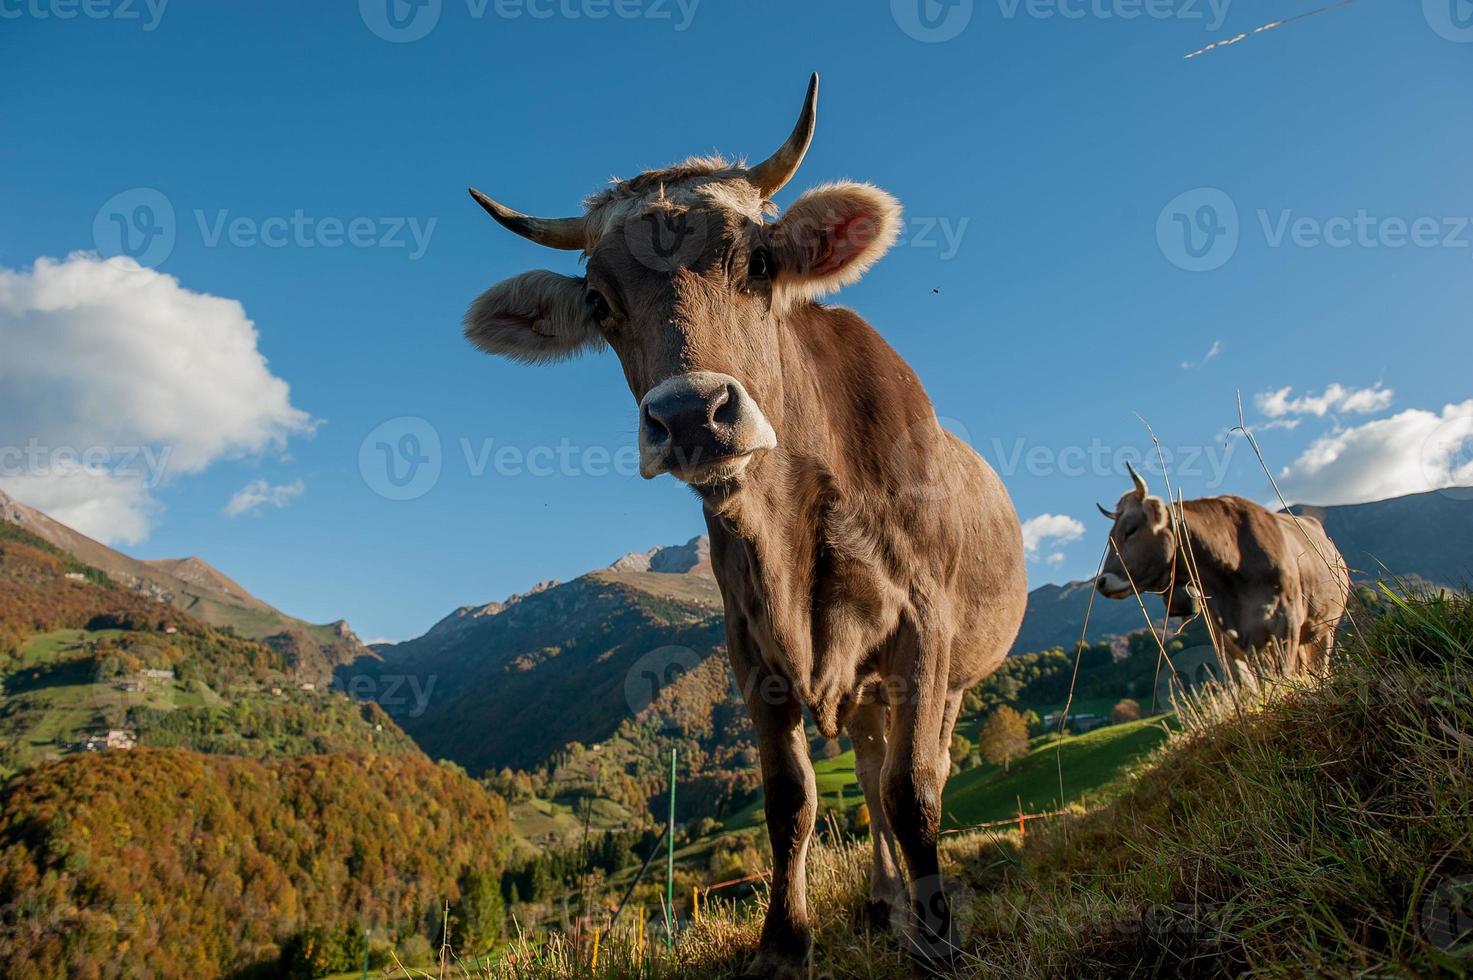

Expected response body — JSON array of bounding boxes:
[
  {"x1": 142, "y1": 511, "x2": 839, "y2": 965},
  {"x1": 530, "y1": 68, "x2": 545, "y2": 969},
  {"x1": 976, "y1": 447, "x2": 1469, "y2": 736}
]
[
  {"x1": 1095, "y1": 462, "x2": 1350, "y2": 683},
  {"x1": 462, "y1": 75, "x2": 1027, "y2": 974}
]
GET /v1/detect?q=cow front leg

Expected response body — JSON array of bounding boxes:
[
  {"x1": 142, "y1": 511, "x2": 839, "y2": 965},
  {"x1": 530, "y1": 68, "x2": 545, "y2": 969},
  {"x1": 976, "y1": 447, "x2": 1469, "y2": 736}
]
[
  {"x1": 881, "y1": 619, "x2": 957, "y2": 962},
  {"x1": 846, "y1": 695, "x2": 906, "y2": 928},
  {"x1": 735, "y1": 657, "x2": 816, "y2": 978}
]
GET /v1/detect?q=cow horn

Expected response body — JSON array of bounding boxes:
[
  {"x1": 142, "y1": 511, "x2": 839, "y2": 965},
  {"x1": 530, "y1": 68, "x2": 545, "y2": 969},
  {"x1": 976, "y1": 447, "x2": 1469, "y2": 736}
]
[
  {"x1": 467, "y1": 188, "x2": 589, "y2": 252},
  {"x1": 1096, "y1": 502, "x2": 1119, "y2": 520},
  {"x1": 1127, "y1": 459, "x2": 1149, "y2": 497},
  {"x1": 745, "y1": 73, "x2": 819, "y2": 198}
]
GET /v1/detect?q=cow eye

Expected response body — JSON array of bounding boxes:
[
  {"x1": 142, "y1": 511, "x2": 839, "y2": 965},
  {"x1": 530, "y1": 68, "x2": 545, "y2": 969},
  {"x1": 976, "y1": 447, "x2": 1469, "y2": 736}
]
[
  {"x1": 586, "y1": 290, "x2": 612, "y2": 321},
  {"x1": 748, "y1": 248, "x2": 772, "y2": 281}
]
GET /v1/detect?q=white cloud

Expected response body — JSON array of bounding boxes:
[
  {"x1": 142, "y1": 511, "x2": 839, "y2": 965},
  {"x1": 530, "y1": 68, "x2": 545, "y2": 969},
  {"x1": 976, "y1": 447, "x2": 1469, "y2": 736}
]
[
  {"x1": 224, "y1": 479, "x2": 305, "y2": 518},
  {"x1": 1021, "y1": 513, "x2": 1086, "y2": 560},
  {"x1": 1257, "y1": 382, "x2": 1393, "y2": 419},
  {"x1": 1274, "y1": 400, "x2": 1473, "y2": 506},
  {"x1": 0, "y1": 464, "x2": 156, "y2": 546},
  {"x1": 0, "y1": 254, "x2": 316, "y2": 544},
  {"x1": 1181, "y1": 339, "x2": 1222, "y2": 370}
]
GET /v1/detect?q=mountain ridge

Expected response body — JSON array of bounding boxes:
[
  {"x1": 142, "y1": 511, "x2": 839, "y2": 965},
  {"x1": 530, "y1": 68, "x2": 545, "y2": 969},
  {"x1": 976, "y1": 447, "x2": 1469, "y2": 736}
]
[{"x1": 0, "y1": 487, "x2": 373, "y2": 681}]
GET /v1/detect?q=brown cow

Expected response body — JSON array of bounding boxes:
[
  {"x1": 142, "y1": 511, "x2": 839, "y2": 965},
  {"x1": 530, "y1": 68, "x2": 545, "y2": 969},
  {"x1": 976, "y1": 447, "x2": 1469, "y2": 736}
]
[
  {"x1": 462, "y1": 75, "x2": 1027, "y2": 974},
  {"x1": 1095, "y1": 462, "x2": 1350, "y2": 684}
]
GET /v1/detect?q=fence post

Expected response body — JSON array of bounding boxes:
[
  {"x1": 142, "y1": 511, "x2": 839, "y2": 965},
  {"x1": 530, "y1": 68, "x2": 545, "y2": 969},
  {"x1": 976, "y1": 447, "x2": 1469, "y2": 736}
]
[{"x1": 666, "y1": 747, "x2": 677, "y2": 948}]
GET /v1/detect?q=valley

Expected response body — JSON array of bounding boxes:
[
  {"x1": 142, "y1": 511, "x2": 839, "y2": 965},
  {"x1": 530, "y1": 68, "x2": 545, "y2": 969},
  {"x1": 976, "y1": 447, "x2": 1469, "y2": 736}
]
[{"x1": 0, "y1": 486, "x2": 1468, "y2": 975}]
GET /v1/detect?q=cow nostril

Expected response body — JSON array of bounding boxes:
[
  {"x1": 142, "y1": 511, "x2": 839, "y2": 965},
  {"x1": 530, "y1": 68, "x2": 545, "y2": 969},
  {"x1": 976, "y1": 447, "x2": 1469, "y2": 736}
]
[
  {"x1": 642, "y1": 403, "x2": 670, "y2": 444},
  {"x1": 711, "y1": 383, "x2": 739, "y2": 428}
]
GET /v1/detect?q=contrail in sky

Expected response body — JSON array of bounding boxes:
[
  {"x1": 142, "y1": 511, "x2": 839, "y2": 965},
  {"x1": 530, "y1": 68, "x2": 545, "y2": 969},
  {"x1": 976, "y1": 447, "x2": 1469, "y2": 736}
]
[{"x1": 1184, "y1": 0, "x2": 1360, "y2": 60}]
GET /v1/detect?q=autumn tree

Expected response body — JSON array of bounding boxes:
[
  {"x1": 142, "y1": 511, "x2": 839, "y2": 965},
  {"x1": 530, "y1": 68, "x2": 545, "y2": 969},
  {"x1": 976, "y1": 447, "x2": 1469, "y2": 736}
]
[
  {"x1": 1111, "y1": 698, "x2": 1142, "y2": 724},
  {"x1": 978, "y1": 706, "x2": 1030, "y2": 772}
]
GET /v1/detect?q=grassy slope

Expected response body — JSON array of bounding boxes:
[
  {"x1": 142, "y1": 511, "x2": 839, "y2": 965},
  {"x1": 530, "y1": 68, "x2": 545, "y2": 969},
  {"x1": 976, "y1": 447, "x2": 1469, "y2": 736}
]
[
  {"x1": 469, "y1": 586, "x2": 1472, "y2": 979},
  {"x1": 717, "y1": 713, "x2": 1171, "y2": 838},
  {"x1": 943, "y1": 713, "x2": 1174, "y2": 825}
]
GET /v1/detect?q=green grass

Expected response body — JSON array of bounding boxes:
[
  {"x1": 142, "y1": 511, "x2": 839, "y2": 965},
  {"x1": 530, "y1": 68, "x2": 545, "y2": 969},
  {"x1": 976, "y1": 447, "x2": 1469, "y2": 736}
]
[
  {"x1": 716, "y1": 712, "x2": 1168, "y2": 841},
  {"x1": 450, "y1": 585, "x2": 1473, "y2": 979},
  {"x1": 943, "y1": 713, "x2": 1175, "y2": 826}
]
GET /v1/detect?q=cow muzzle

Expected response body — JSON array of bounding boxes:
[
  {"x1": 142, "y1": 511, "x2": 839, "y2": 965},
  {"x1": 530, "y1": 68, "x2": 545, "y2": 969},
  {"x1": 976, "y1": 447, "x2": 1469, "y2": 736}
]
[
  {"x1": 638, "y1": 372, "x2": 776, "y2": 483},
  {"x1": 1096, "y1": 572, "x2": 1132, "y2": 599}
]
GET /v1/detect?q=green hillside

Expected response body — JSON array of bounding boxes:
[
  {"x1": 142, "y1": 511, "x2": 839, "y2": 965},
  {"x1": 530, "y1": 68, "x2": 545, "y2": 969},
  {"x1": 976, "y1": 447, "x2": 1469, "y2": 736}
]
[
  {"x1": 0, "y1": 522, "x2": 413, "y2": 777},
  {"x1": 477, "y1": 585, "x2": 1473, "y2": 978}
]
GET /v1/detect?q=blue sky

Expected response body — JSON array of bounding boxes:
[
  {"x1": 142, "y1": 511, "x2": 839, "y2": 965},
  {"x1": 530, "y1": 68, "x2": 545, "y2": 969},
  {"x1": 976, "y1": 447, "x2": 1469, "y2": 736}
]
[{"x1": 1, "y1": 0, "x2": 1470, "y2": 642}]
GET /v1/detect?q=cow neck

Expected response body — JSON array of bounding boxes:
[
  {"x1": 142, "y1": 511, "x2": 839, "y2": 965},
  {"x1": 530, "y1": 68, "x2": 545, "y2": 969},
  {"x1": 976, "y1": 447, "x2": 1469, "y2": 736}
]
[
  {"x1": 701, "y1": 307, "x2": 843, "y2": 694},
  {"x1": 1174, "y1": 498, "x2": 1229, "y2": 607}
]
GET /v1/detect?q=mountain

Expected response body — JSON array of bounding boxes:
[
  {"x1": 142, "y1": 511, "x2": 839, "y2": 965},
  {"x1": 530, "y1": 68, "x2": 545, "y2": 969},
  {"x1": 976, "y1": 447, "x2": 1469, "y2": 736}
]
[
  {"x1": 1289, "y1": 487, "x2": 1473, "y2": 587},
  {"x1": 0, "y1": 517, "x2": 416, "y2": 773},
  {"x1": 1017, "y1": 487, "x2": 1473, "y2": 653},
  {"x1": 372, "y1": 487, "x2": 1472, "y2": 783},
  {"x1": 358, "y1": 548, "x2": 727, "y2": 775},
  {"x1": 0, "y1": 499, "x2": 514, "y2": 979},
  {"x1": 0, "y1": 487, "x2": 373, "y2": 682}
]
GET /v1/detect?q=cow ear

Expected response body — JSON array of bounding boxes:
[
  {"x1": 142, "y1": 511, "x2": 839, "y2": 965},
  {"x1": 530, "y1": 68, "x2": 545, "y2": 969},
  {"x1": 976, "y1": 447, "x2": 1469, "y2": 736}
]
[
  {"x1": 1143, "y1": 496, "x2": 1171, "y2": 533},
  {"x1": 768, "y1": 182, "x2": 903, "y2": 302},
  {"x1": 464, "y1": 270, "x2": 603, "y2": 364}
]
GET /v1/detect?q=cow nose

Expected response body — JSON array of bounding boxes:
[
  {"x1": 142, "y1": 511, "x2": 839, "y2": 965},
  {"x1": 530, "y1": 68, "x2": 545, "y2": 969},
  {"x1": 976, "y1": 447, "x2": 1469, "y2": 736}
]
[
  {"x1": 638, "y1": 371, "x2": 776, "y2": 481},
  {"x1": 641, "y1": 382, "x2": 735, "y2": 449}
]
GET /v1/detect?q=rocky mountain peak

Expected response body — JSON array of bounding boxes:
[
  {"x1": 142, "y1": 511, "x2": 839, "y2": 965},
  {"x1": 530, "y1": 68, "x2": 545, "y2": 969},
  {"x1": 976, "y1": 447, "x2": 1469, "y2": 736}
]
[{"x1": 607, "y1": 536, "x2": 711, "y2": 576}]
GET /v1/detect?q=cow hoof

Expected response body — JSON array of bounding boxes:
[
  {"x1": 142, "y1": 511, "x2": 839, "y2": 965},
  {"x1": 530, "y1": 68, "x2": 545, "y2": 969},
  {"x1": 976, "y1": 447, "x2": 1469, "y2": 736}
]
[
  {"x1": 900, "y1": 928, "x2": 963, "y2": 971},
  {"x1": 860, "y1": 898, "x2": 892, "y2": 932},
  {"x1": 741, "y1": 950, "x2": 807, "y2": 980}
]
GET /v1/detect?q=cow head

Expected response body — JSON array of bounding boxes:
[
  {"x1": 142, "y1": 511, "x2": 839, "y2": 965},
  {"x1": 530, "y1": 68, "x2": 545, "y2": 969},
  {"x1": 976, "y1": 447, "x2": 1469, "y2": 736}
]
[
  {"x1": 462, "y1": 74, "x2": 902, "y2": 490},
  {"x1": 1095, "y1": 461, "x2": 1178, "y2": 600}
]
